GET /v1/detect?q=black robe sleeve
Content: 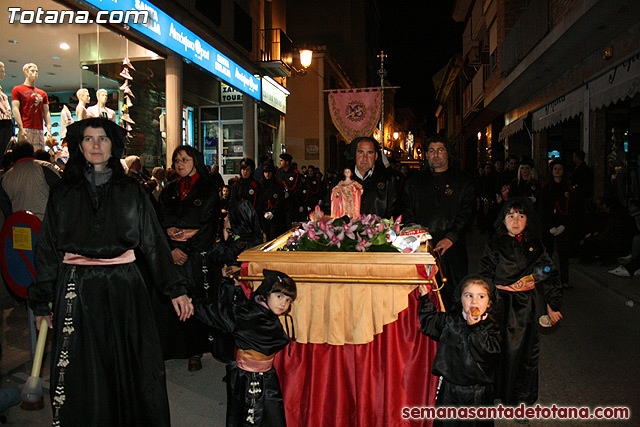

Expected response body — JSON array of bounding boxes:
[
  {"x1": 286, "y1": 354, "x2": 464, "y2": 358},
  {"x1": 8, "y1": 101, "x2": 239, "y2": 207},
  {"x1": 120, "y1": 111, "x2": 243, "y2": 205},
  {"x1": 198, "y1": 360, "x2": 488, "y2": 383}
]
[
  {"x1": 194, "y1": 277, "x2": 243, "y2": 333},
  {"x1": 417, "y1": 294, "x2": 446, "y2": 341},
  {"x1": 467, "y1": 314, "x2": 501, "y2": 364},
  {"x1": 136, "y1": 187, "x2": 189, "y2": 299},
  {"x1": 446, "y1": 177, "x2": 476, "y2": 243}
]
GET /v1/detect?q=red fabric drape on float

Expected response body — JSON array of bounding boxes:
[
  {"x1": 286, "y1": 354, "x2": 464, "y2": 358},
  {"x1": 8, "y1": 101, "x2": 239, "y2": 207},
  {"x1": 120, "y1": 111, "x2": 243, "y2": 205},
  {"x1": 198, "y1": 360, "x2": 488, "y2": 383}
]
[{"x1": 273, "y1": 289, "x2": 439, "y2": 427}]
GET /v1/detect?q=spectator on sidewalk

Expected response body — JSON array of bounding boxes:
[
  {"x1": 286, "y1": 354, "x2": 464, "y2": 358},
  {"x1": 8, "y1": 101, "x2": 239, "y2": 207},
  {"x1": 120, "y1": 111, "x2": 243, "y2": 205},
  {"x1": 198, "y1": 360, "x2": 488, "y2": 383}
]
[
  {"x1": 539, "y1": 160, "x2": 574, "y2": 288},
  {"x1": 0, "y1": 141, "x2": 60, "y2": 221},
  {"x1": 608, "y1": 199, "x2": 640, "y2": 277},
  {"x1": 578, "y1": 197, "x2": 635, "y2": 264}
]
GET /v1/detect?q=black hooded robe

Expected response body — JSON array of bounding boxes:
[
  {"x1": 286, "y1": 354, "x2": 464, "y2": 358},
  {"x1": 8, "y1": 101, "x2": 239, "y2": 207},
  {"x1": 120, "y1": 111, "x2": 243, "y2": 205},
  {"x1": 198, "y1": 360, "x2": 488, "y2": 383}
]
[
  {"x1": 154, "y1": 172, "x2": 220, "y2": 360},
  {"x1": 403, "y1": 167, "x2": 476, "y2": 309},
  {"x1": 478, "y1": 233, "x2": 561, "y2": 405},
  {"x1": 418, "y1": 280, "x2": 500, "y2": 426},
  {"x1": 195, "y1": 273, "x2": 291, "y2": 427},
  {"x1": 29, "y1": 118, "x2": 186, "y2": 426}
]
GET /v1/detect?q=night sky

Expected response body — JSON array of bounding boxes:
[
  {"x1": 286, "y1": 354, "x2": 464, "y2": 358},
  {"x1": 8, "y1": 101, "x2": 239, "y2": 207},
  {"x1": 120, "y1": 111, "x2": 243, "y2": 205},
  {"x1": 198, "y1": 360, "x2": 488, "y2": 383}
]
[{"x1": 380, "y1": 2, "x2": 463, "y2": 128}]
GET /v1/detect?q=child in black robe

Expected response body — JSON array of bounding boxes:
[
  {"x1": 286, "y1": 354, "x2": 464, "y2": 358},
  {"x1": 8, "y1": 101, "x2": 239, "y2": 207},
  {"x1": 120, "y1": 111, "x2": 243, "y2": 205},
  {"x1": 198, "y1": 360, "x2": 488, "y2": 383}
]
[
  {"x1": 418, "y1": 275, "x2": 501, "y2": 426},
  {"x1": 479, "y1": 199, "x2": 563, "y2": 406},
  {"x1": 195, "y1": 269, "x2": 296, "y2": 426}
]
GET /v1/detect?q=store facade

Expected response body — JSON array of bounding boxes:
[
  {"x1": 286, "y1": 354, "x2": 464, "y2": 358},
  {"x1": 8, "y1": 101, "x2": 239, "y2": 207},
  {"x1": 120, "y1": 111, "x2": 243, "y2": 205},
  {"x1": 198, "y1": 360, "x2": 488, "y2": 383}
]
[{"x1": 1, "y1": 0, "x2": 283, "y2": 182}]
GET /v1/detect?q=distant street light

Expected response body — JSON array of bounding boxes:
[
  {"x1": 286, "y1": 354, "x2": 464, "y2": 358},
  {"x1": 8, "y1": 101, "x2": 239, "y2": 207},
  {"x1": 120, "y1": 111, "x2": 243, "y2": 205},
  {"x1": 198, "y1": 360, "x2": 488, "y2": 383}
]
[{"x1": 393, "y1": 131, "x2": 399, "y2": 140}]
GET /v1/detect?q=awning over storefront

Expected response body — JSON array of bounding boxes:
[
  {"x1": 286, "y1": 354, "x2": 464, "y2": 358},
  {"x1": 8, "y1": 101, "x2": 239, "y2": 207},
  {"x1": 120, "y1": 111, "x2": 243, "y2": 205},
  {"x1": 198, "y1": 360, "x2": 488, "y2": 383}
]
[
  {"x1": 532, "y1": 86, "x2": 584, "y2": 132},
  {"x1": 498, "y1": 116, "x2": 525, "y2": 141},
  {"x1": 589, "y1": 52, "x2": 640, "y2": 110}
]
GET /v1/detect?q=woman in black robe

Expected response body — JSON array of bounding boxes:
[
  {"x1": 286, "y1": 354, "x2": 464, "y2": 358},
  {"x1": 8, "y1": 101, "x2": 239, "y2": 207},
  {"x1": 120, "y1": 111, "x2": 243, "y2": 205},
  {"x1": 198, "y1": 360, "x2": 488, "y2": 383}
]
[
  {"x1": 478, "y1": 199, "x2": 562, "y2": 405},
  {"x1": 29, "y1": 117, "x2": 192, "y2": 426},
  {"x1": 195, "y1": 269, "x2": 296, "y2": 427},
  {"x1": 155, "y1": 145, "x2": 220, "y2": 371}
]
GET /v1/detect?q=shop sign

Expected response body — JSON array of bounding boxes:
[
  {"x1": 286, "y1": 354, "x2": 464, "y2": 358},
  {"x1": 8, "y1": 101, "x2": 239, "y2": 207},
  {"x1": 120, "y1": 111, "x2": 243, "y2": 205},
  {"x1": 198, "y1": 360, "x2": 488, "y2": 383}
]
[
  {"x1": 83, "y1": 0, "x2": 261, "y2": 100},
  {"x1": 221, "y1": 84, "x2": 244, "y2": 103},
  {"x1": 261, "y1": 77, "x2": 287, "y2": 114},
  {"x1": 532, "y1": 87, "x2": 583, "y2": 132},
  {"x1": 589, "y1": 51, "x2": 640, "y2": 110}
]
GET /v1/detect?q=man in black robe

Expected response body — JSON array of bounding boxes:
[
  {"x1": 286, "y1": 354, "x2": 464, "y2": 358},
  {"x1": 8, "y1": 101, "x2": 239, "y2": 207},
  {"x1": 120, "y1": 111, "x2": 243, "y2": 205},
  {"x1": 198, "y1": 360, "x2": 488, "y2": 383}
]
[
  {"x1": 276, "y1": 153, "x2": 304, "y2": 225},
  {"x1": 402, "y1": 136, "x2": 476, "y2": 308},
  {"x1": 345, "y1": 136, "x2": 399, "y2": 219}
]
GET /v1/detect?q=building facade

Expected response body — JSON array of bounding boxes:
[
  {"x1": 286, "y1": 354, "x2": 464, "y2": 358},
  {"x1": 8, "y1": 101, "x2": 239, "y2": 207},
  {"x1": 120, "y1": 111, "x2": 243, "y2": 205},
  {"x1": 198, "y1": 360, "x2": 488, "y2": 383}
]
[{"x1": 438, "y1": 0, "x2": 640, "y2": 202}]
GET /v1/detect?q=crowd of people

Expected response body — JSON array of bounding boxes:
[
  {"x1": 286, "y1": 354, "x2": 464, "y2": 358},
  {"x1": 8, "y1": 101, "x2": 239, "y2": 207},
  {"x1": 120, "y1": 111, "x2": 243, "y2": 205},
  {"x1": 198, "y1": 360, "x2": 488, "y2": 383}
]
[{"x1": 0, "y1": 115, "x2": 637, "y2": 425}]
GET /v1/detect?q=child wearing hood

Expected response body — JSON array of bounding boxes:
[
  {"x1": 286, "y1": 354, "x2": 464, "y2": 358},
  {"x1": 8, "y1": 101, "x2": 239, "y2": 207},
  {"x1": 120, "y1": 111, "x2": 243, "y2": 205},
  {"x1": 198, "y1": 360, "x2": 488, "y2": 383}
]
[
  {"x1": 195, "y1": 269, "x2": 296, "y2": 426},
  {"x1": 418, "y1": 275, "x2": 500, "y2": 426},
  {"x1": 479, "y1": 198, "x2": 562, "y2": 407}
]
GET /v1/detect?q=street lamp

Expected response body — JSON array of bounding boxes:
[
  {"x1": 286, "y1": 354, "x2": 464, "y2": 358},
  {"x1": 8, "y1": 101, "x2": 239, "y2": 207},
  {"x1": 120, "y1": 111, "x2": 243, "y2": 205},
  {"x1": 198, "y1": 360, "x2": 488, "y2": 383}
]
[
  {"x1": 393, "y1": 131, "x2": 399, "y2": 140},
  {"x1": 300, "y1": 49, "x2": 313, "y2": 68},
  {"x1": 291, "y1": 48, "x2": 313, "y2": 76}
]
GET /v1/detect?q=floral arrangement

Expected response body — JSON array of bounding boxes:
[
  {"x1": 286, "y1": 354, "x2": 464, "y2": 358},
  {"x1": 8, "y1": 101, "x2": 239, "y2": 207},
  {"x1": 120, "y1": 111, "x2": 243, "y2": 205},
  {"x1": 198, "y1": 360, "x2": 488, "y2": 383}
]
[{"x1": 282, "y1": 214, "x2": 403, "y2": 252}]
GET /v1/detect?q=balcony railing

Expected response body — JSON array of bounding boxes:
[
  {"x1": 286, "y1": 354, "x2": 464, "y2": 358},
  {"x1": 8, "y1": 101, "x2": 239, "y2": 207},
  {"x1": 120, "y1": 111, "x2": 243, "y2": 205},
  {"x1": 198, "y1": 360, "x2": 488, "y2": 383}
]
[
  {"x1": 463, "y1": 65, "x2": 489, "y2": 117},
  {"x1": 260, "y1": 28, "x2": 293, "y2": 70}
]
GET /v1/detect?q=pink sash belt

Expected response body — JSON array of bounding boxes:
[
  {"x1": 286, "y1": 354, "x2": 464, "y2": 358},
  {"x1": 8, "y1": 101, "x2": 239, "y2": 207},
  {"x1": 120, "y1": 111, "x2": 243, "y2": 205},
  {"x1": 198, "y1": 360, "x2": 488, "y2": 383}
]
[
  {"x1": 236, "y1": 350, "x2": 274, "y2": 373},
  {"x1": 63, "y1": 249, "x2": 136, "y2": 265}
]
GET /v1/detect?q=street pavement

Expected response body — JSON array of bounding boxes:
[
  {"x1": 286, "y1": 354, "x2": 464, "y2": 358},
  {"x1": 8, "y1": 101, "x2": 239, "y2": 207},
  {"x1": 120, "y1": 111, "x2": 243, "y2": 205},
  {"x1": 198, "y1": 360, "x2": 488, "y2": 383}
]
[{"x1": 0, "y1": 229, "x2": 638, "y2": 426}]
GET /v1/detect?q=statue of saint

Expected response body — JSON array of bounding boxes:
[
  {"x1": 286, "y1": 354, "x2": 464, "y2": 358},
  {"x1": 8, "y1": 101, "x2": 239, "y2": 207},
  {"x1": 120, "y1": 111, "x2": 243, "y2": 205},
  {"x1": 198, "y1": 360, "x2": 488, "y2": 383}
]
[{"x1": 330, "y1": 167, "x2": 363, "y2": 219}]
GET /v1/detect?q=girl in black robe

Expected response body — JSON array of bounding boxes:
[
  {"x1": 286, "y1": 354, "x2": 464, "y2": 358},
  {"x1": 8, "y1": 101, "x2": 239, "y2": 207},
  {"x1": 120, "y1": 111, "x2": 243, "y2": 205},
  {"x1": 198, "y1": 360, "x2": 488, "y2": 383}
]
[
  {"x1": 29, "y1": 118, "x2": 193, "y2": 426},
  {"x1": 195, "y1": 269, "x2": 296, "y2": 427},
  {"x1": 478, "y1": 199, "x2": 563, "y2": 406},
  {"x1": 155, "y1": 145, "x2": 220, "y2": 370},
  {"x1": 207, "y1": 200, "x2": 264, "y2": 362},
  {"x1": 418, "y1": 275, "x2": 501, "y2": 426}
]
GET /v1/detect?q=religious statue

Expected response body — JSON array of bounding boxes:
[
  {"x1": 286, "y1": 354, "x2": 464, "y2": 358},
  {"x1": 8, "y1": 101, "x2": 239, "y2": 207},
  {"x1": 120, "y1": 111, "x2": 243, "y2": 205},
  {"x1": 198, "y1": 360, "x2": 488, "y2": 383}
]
[
  {"x1": 406, "y1": 131, "x2": 414, "y2": 158},
  {"x1": 330, "y1": 167, "x2": 363, "y2": 219}
]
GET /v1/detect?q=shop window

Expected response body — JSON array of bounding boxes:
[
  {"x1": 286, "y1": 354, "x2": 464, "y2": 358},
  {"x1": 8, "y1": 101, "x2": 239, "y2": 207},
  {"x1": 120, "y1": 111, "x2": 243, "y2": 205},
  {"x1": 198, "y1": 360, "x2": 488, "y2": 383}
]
[
  {"x1": 234, "y1": 3, "x2": 253, "y2": 52},
  {"x1": 201, "y1": 108, "x2": 219, "y2": 121},
  {"x1": 221, "y1": 106, "x2": 243, "y2": 120},
  {"x1": 195, "y1": 0, "x2": 221, "y2": 26}
]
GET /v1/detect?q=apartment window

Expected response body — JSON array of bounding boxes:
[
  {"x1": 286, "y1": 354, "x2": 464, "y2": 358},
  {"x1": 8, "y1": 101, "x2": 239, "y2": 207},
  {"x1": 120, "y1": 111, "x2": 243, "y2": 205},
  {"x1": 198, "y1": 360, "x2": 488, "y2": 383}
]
[
  {"x1": 234, "y1": 3, "x2": 253, "y2": 52},
  {"x1": 195, "y1": 0, "x2": 221, "y2": 26}
]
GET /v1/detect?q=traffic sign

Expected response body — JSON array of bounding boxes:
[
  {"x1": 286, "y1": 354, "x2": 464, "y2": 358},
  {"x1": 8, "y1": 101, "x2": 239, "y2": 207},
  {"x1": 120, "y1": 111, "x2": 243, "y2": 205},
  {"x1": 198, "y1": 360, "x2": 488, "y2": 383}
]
[{"x1": 0, "y1": 211, "x2": 41, "y2": 299}]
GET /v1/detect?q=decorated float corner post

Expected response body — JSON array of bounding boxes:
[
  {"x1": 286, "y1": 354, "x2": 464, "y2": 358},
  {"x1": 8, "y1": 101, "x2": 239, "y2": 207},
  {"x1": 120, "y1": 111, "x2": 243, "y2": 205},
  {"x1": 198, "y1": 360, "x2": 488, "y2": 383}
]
[{"x1": 232, "y1": 209, "x2": 446, "y2": 426}]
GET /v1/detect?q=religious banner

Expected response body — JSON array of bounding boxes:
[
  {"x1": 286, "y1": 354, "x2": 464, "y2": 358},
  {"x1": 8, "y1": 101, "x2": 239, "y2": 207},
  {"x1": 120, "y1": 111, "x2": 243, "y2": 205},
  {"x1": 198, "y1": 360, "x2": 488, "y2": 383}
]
[{"x1": 328, "y1": 88, "x2": 381, "y2": 142}]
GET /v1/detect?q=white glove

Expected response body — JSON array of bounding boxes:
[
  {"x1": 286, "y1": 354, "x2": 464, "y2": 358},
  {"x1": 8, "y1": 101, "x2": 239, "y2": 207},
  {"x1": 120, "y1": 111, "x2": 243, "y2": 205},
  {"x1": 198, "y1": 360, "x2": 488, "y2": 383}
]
[
  {"x1": 549, "y1": 227, "x2": 558, "y2": 235},
  {"x1": 528, "y1": 196, "x2": 536, "y2": 204},
  {"x1": 264, "y1": 212, "x2": 274, "y2": 220},
  {"x1": 555, "y1": 225, "x2": 565, "y2": 236}
]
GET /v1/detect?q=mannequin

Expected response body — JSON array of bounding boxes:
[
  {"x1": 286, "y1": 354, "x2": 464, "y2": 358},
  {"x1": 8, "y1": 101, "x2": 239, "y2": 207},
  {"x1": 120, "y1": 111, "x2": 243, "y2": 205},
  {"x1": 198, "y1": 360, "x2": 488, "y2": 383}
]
[
  {"x1": 75, "y1": 88, "x2": 90, "y2": 121},
  {"x1": 59, "y1": 105, "x2": 74, "y2": 139},
  {"x1": 330, "y1": 167, "x2": 363, "y2": 219},
  {"x1": 11, "y1": 62, "x2": 52, "y2": 150},
  {"x1": 0, "y1": 61, "x2": 12, "y2": 164},
  {"x1": 86, "y1": 89, "x2": 116, "y2": 122}
]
